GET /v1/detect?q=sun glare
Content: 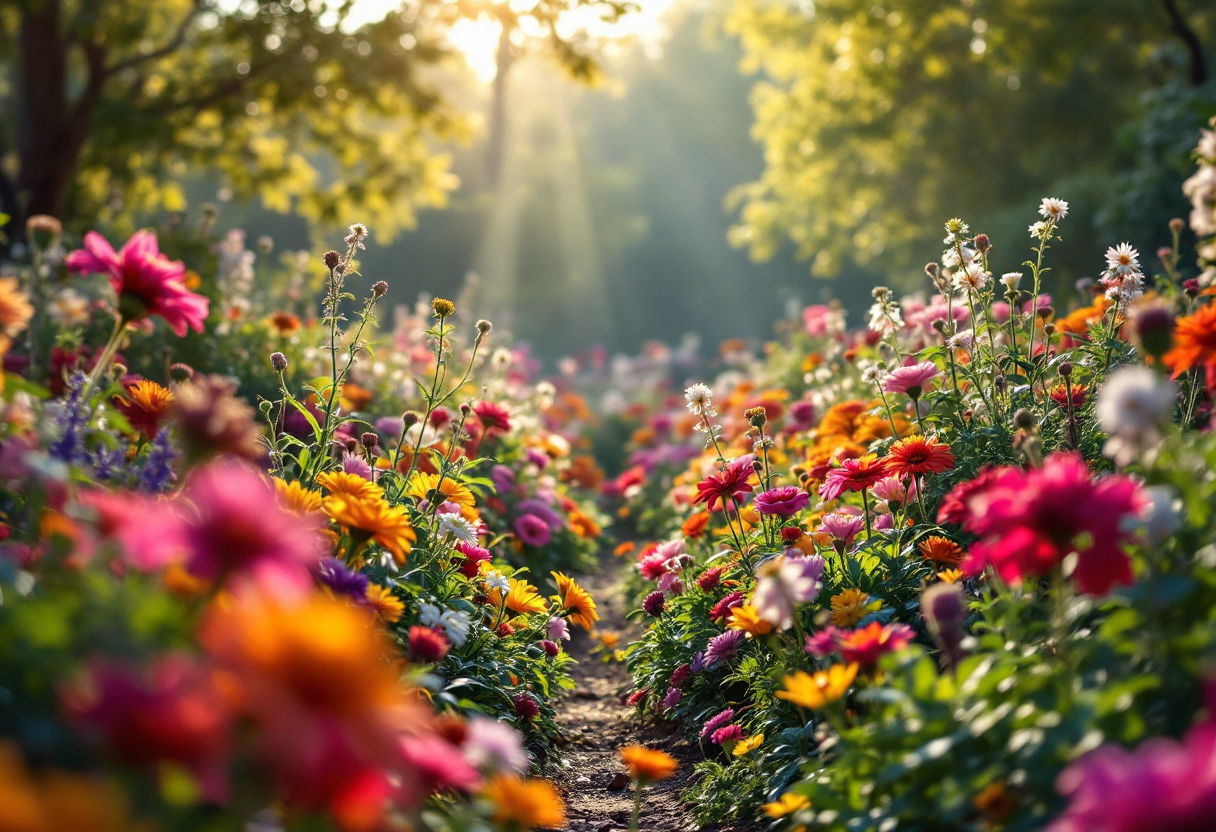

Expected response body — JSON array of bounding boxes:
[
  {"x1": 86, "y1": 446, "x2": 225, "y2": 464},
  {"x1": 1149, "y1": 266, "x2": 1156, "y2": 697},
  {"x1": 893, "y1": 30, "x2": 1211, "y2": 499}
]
[{"x1": 348, "y1": 0, "x2": 676, "y2": 83}]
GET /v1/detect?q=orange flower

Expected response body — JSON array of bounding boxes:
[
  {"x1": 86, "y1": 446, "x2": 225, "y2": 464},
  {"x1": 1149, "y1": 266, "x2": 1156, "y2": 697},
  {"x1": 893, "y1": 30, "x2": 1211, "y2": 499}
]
[
  {"x1": 727, "y1": 603, "x2": 774, "y2": 637},
  {"x1": 1165, "y1": 302, "x2": 1216, "y2": 387},
  {"x1": 0, "y1": 741, "x2": 131, "y2": 832},
  {"x1": 682, "y1": 511, "x2": 712, "y2": 539},
  {"x1": 269, "y1": 311, "x2": 301, "y2": 333},
  {"x1": 918, "y1": 535, "x2": 965, "y2": 565},
  {"x1": 114, "y1": 380, "x2": 175, "y2": 440},
  {"x1": 324, "y1": 496, "x2": 417, "y2": 564},
  {"x1": 568, "y1": 507, "x2": 602, "y2": 539},
  {"x1": 366, "y1": 583, "x2": 405, "y2": 623},
  {"x1": 0, "y1": 277, "x2": 34, "y2": 339},
  {"x1": 619, "y1": 746, "x2": 678, "y2": 782},
  {"x1": 274, "y1": 478, "x2": 323, "y2": 516},
  {"x1": 552, "y1": 572, "x2": 598, "y2": 630},
  {"x1": 317, "y1": 470, "x2": 382, "y2": 502},
  {"x1": 338, "y1": 382, "x2": 374, "y2": 412},
  {"x1": 776, "y1": 664, "x2": 858, "y2": 710},
  {"x1": 613, "y1": 541, "x2": 637, "y2": 557},
  {"x1": 483, "y1": 775, "x2": 566, "y2": 828},
  {"x1": 885, "y1": 435, "x2": 955, "y2": 479},
  {"x1": 406, "y1": 472, "x2": 475, "y2": 508}
]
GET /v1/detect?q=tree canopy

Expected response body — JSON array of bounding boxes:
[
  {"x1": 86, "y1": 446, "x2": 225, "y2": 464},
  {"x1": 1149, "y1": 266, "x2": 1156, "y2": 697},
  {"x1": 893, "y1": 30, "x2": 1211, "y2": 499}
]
[
  {"x1": 726, "y1": 0, "x2": 1216, "y2": 280},
  {"x1": 0, "y1": 0, "x2": 632, "y2": 241}
]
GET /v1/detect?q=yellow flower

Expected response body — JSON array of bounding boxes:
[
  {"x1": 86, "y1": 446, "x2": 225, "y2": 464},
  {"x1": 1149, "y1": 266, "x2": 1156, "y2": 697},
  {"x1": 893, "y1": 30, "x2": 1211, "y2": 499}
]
[
  {"x1": 619, "y1": 746, "x2": 678, "y2": 782},
  {"x1": 324, "y1": 496, "x2": 416, "y2": 564},
  {"x1": 727, "y1": 603, "x2": 774, "y2": 637},
  {"x1": 732, "y1": 733, "x2": 764, "y2": 756},
  {"x1": 776, "y1": 664, "x2": 858, "y2": 710},
  {"x1": 552, "y1": 572, "x2": 599, "y2": 630},
  {"x1": 599, "y1": 632, "x2": 620, "y2": 650},
  {"x1": 763, "y1": 792, "x2": 811, "y2": 818},
  {"x1": 482, "y1": 775, "x2": 565, "y2": 829},
  {"x1": 407, "y1": 472, "x2": 475, "y2": 508},
  {"x1": 937, "y1": 568, "x2": 963, "y2": 584},
  {"x1": 830, "y1": 588, "x2": 874, "y2": 627},
  {"x1": 490, "y1": 578, "x2": 548, "y2": 615},
  {"x1": 366, "y1": 584, "x2": 404, "y2": 623},
  {"x1": 317, "y1": 470, "x2": 382, "y2": 502},
  {"x1": 274, "y1": 478, "x2": 323, "y2": 516},
  {"x1": 114, "y1": 380, "x2": 175, "y2": 439}
]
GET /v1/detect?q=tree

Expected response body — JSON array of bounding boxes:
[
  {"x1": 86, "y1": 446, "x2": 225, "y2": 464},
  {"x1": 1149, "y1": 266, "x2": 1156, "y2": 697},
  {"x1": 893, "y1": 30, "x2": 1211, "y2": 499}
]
[
  {"x1": 725, "y1": 0, "x2": 1216, "y2": 281},
  {"x1": 0, "y1": 0, "x2": 633, "y2": 241}
]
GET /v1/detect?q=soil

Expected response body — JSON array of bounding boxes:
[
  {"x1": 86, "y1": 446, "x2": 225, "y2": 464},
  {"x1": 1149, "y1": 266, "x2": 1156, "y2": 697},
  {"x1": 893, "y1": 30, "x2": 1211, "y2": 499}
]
[{"x1": 549, "y1": 556, "x2": 756, "y2": 832}]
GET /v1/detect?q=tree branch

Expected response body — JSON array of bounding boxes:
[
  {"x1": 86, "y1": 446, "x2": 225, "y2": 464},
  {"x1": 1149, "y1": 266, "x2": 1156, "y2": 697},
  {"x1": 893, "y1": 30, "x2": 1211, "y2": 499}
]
[
  {"x1": 103, "y1": 1, "x2": 205, "y2": 77},
  {"x1": 1161, "y1": 0, "x2": 1208, "y2": 86}
]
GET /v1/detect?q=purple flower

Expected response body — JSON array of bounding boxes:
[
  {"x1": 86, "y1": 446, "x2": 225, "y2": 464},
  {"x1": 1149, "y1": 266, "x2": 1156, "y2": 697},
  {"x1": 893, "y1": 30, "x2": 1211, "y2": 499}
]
[
  {"x1": 547, "y1": 617, "x2": 570, "y2": 641},
  {"x1": 753, "y1": 486, "x2": 811, "y2": 517},
  {"x1": 137, "y1": 429, "x2": 177, "y2": 493},
  {"x1": 516, "y1": 498, "x2": 563, "y2": 530},
  {"x1": 514, "y1": 514, "x2": 552, "y2": 547},
  {"x1": 819, "y1": 513, "x2": 864, "y2": 552},
  {"x1": 642, "y1": 590, "x2": 667, "y2": 617},
  {"x1": 690, "y1": 651, "x2": 708, "y2": 673},
  {"x1": 804, "y1": 626, "x2": 843, "y2": 657},
  {"x1": 704, "y1": 628, "x2": 746, "y2": 667},
  {"x1": 525, "y1": 448, "x2": 549, "y2": 469},
  {"x1": 700, "y1": 708, "x2": 735, "y2": 740},
  {"x1": 316, "y1": 556, "x2": 369, "y2": 600},
  {"x1": 662, "y1": 686, "x2": 682, "y2": 711},
  {"x1": 490, "y1": 464, "x2": 516, "y2": 495},
  {"x1": 342, "y1": 453, "x2": 374, "y2": 480}
]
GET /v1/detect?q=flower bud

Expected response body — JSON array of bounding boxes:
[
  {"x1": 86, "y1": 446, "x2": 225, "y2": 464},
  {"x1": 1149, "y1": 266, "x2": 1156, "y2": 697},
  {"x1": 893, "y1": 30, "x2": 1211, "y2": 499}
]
[
  {"x1": 371, "y1": 280, "x2": 388, "y2": 298},
  {"x1": 1129, "y1": 300, "x2": 1175, "y2": 360},
  {"x1": 323, "y1": 250, "x2": 341, "y2": 270},
  {"x1": 974, "y1": 233, "x2": 991, "y2": 253},
  {"x1": 270, "y1": 352, "x2": 288, "y2": 372},
  {"x1": 169, "y1": 363, "x2": 194, "y2": 383},
  {"x1": 1014, "y1": 408, "x2": 1036, "y2": 430},
  {"x1": 924, "y1": 262, "x2": 939, "y2": 278},
  {"x1": 1059, "y1": 361, "x2": 1073, "y2": 378},
  {"x1": 922, "y1": 582, "x2": 968, "y2": 669},
  {"x1": 1185, "y1": 279, "x2": 1201, "y2": 298},
  {"x1": 344, "y1": 438, "x2": 358, "y2": 455},
  {"x1": 402, "y1": 411, "x2": 421, "y2": 427},
  {"x1": 1170, "y1": 217, "x2": 1185, "y2": 233},
  {"x1": 25, "y1": 214, "x2": 62, "y2": 249},
  {"x1": 1043, "y1": 323, "x2": 1055, "y2": 337},
  {"x1": 1157, "y1": 246, "x2": 1174, "y2": 263},
  {"x1": 476, "y1": 319, "x2": 492, "y2": 335},
  {"x1": 459, "y1": 402, "x2": 472, "y2": 416},
  {"x1": 361, "y1": 432, "x2": 379, "y2": 449}
]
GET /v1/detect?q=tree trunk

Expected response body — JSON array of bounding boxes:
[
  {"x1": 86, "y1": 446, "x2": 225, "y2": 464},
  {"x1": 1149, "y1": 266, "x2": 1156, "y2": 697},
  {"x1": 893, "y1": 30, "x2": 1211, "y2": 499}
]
[{"x1": 10, "y1": 0, "x2": 106, "y2": 232}]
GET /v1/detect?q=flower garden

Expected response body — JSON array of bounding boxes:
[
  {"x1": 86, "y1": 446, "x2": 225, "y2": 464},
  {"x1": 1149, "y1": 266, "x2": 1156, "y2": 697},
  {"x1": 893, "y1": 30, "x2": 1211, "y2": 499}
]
[{"x1": 3, "y1": 84, "x2": 1216, "y2": 832}]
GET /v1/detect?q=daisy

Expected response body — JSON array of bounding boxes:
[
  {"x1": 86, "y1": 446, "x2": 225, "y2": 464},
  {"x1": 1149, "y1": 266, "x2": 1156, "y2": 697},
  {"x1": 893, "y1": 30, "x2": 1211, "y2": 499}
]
[
  {"x1": 1096, "y1": 366, "x2": 1177, "y2": 466},
  {"x1": 1039, "y1": 197, "x2": 1069, "y2": 222},
  {"x1": 684, "y1": 383, "x2": 715, "y2": 417},
  {"x1": 484, "y1": 569, "x2": 510, "y2": 594},
  {"x1": 1105, "y1": 242, "x2": 1141, "y2": 276},
  {"x1": 885, "y1": 435, "x2": 956, "y2": 479},
  {"x1": 344, "y1": 223, "x2": 369, "y2": 250},
  {"x1": 819, "y1": 455, "x2": 889, "y2": 501},
  {"x1": 438, "y1": 513, "x2": 479, "y2": 544}
]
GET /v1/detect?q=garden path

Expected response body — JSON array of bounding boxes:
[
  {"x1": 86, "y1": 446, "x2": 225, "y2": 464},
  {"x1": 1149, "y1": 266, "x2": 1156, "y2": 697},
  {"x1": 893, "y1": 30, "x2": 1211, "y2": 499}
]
[{"x1": 551, "y1": 556, "x2": 753, "y2": 832}]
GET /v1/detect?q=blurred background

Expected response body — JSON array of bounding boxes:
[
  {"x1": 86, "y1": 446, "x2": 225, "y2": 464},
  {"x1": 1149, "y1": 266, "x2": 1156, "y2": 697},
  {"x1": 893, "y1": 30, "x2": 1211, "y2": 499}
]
[{"x1": 2, "y1": 0, "x2": 1214, "y2": 361}]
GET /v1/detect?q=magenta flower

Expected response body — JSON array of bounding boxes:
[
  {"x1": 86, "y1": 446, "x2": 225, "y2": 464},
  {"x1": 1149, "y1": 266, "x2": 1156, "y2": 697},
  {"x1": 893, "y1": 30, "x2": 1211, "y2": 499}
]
[
  {"x1": 754, "y1": 486, "x2": 811, "y2": 517},
  {"x1": 514, "y1": 513, "x2": 552, "y2": 547},
  {"x1": 1049, "y1": 720, "x2": 1216, "y2": 832},
  {"x1": 711, "y1": 724, "x2": 744, "y2": 746},
  {"x1": 804, "y1": 626, "x2": 844, "y2": 657},
  {"x1": 642, "y1": 590, "x2": 667, "y2": 617},
  {"x1": 662, "y1": 687, "x2": 682, "y2": 711},
  {"x1": 700, "y1": 708, "x2": 735, "y2": 740},
  {"x1": 940, "y1": 453, "x2": 1145, "y2": 595},
  {"x1": 703, "y1": 628, "x2": 746, "y2": 667},
  {"x1": 882, "y1": 361, "x2": 940, "y2": 397},
  {"x1": 66, "y1": 230, "x2": 209, "y2": 336},
  {"x1": 870, "y1": 476, "x2": 907, "y2": 508}
]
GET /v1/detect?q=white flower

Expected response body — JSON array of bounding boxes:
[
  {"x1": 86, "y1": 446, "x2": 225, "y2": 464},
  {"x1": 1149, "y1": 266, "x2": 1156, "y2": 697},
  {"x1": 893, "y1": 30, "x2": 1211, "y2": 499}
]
[
  {"x1": 952, "y1": 263, "x2": 990, "y2": 292},
  {"x1": 941, "y1": 246, "x2": 976, "y2": 268},
  {"x1": 752, "y1": 559, "x2": 822, "y2": 631},
  {"x1": 1105, "y1": 243, "x2": 1141, "y2": 276},
  {"x1": 1029, "y1": 221, "x2": 1051, "y2": 240},
  {"x1": 491, "y1": 348, "x2": 513, "y2": 370},
  {"x1": 1096, "y1": 366, "x2": 1177, "y2": 466},
  {"x1": 868, "y1": 302, "x2": 903, "y2": 336},
  {"x1": 464, "y1": 717, "x2": 529, "y2": 773},
  {"x1": 684, "y1": 383, "x2": 715, "y2": 416},
  {"x1": 1000, "y1": 272, "x2": 1023, "y2": 292},
  {"x1": 440, "y1": 608, "x2": 471, "y2": 647},
  {"x1": 1132, "y1": 485, "x2": 1181, "y2": 547},
  {"x1": 1101, "y1": 271, "x2": 1145, "y2": 303},
  {"x1": 484, "y1": 569, "x2": 510, "y2": 593},
  {"x1": 344, "y1": 222, "x2": 369, "y2": 250},
  {"x1": 1039, "y1": 197, "x2": 1069, "y2": 222},
  {"x1": 419, "y1": 602, "x2": 444, "y2": 629},
  {"x1": 438, "y1": 514, "x2": 478, "y2": 544},
  {"x1": 947, "y1": 329, "x2": 974, "y2": 352}
]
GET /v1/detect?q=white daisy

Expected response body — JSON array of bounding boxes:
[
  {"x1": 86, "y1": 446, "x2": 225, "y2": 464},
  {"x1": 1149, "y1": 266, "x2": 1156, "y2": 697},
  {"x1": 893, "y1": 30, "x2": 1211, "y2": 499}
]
[
  {"x1": 438, "y1": 514, "x2": 479, "y2": 544},
  {"x1": 1029, "y1": 221, "x2": 1050, "y2": 240},
  {"x1": 1000, "y1": 272, "x2": 1023, "y2": 292},
  {"x1": 1039, "y1": 197, "x2": 1069, "y2": 222},
  {"x1": 1096, "y1": 366, "x2": 1177, "y2": 466},
  {"x1": 1105, "y1": 243, "x2": 1141, "y2": 276},
  {"x1": 484, "y1": 569, "x2": 510, "y2": 593},
  {"x1": 684, "y1": 383, "x2": 715, "y2": 416}
]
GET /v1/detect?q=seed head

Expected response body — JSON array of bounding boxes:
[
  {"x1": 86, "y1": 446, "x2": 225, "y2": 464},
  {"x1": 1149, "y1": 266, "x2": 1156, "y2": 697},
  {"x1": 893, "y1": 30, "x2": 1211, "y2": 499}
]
[
  {"x1": 371, "y1": 280, "x2": 388, "y2": 298},
  {"x1": 323, "y1": 250, "x2": 341, "y2": 270},
  {"x1": 270, "y1": 352, "x2": 288, "y2": 372}
]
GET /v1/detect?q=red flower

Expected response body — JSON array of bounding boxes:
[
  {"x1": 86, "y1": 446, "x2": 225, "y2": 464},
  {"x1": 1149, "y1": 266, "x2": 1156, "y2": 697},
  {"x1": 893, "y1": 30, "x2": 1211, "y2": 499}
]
[
  {"x1": 939, "y1": 453, "x2": 1145, "y2": 595},
  {"x1": 513, "y1": 693, "x2": 540, "y2": 720},
  {"x1": 837, "y1": 621, "x2": 915, "y2": 667},
  {"x1": 454, "y1": 541, "x2": 491, "y2": 578},
  {"x1": 1049, "y1": 383, "x2": 1089, "y2": 409},
  {"x1": 66, "y1": 230, "x2": 209, "y2": 336},
  {"x1": 885, "y1": 436, "x2": 955, "y2": 479},
  {"x1": 708, "y1": 591, "x2": 745, "y2": 623},
  {"x1": 472, "y1": 400, "x2": 512, "y2": 438},
  {"x1": 408, "y1": 626, "x2": 450, "y2": 664},
  {"x1": 936, "y1": 466, "x2": 1001, "y2": 526},
  {"x1": 819, "y1": 455, "x2": 889, "y2": 501},
  {"x1": 693, "y1": 459, "x2": 755, "y2": 512}
]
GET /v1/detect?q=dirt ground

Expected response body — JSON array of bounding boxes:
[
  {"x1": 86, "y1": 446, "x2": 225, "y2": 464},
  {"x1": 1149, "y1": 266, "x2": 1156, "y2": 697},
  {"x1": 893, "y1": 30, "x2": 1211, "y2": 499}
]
[{"x1": 549, "y1": 558, "x2": 756, "y2": 832}]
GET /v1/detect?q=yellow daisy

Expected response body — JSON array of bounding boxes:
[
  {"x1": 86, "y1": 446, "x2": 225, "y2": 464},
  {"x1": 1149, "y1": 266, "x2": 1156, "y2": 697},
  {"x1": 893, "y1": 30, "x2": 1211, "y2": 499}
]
[
  {"x1": 317, "y1": 470, "x2": 382, "y2": 502},
  {"x1": 830, "y1": 588, "x2": 874, "y2": 627},
  {"x1": 406, "y1": 472, "x2": 475, "y2": 508}
]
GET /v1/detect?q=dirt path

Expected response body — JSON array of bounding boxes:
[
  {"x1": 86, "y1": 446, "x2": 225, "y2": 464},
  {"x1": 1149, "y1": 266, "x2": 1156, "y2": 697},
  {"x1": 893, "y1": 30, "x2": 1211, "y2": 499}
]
[{"x1": 550, "y1": 558, "x2": 750, "y2": 832}]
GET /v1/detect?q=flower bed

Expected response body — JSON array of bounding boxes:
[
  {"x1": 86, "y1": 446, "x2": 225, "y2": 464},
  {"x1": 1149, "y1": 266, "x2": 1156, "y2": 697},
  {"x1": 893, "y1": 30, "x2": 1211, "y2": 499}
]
[
  {"x1": 600, "y1": 119, "x2": 1216, "y2": 830},
  {"x1": 0, "y1": 220, "x2": 608, "y2": 830}
]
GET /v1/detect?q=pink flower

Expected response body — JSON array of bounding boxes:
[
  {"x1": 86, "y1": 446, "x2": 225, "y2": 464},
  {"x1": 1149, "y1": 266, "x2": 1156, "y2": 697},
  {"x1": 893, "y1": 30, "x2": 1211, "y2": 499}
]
[
  {"x1": 463, "y1": 716, "x2": 528, "y2": 773},
  {"x1": 454, "y1": 540, "x2": 491, "y2": 578},
  {"x1": 1048, "y1": 720, "x2": 1216, "y2": 832},
  {"x1": 754, "y1": 486, "x2": 811, "y2": 517},
  {"x1": 819, "y1": 455, "x2": 889, "y2": 501},
  {"x1": 883, "y1": 361, "x2": 940, "y2": 397},
  {"x1": 837, "y1": 621, "x2": 915, "y2": 667},
  {"x1": 700, "y1": 708, "x2": 735, "y2": 740},
  {"x1": 662, "y1": 687, "x2": 682, "y2": 711},
  {"x1": 711, "y1": 725, "x2": 744, "y2": 746},
  {"x1": 181, "y1": 460, "x2": 325, "y2": 597},
  {"x1": 804, "y1": 626, "x2": 844, "y2": 657},
  {"x1": 408, "y1": 626, "x2": 450, "y2": 664},
  {"x1": 513, "y1": 694, "x2": 540, "y2": 721},
  {"x1": 869, "y1": 476, "x2": 907, "y2": 508},
  {"x1": 709, "y1": 591, "x2": 745, "y2": 623},
  {"x1": 658, "y1": 572, "x2": 684, "y2": 596},
  {"x1": 802, "y1": 304, "x2": 833, "y2": 337},
  {"x1": 398, "y1": 734, "x2": 481, "y2": 795},
  {"x1": 643, "y1": 590, "x2": 666, "y2": 616},
  {"x1": 514, "y1": 514, "x2": 552, "y2": 547},
  {"x1": 66, "y1": 230, "x2": 209, "y2": 336},
  {"x1": 546, "y1": 617, "x2": 570, "y2": 641},
  {"x1": 940, "y1": 453, "x2": 1145, "y2": 595},
  {"x1": 819, "y1": 512, "x2": 864, "y2": 552},
  {"x1": 637, "y1": 551, "x2": 671, "y2": 580}
]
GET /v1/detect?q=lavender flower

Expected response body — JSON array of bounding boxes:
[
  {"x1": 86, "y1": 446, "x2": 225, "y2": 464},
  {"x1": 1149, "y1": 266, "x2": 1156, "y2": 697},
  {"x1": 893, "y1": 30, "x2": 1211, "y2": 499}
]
[
  {"x1": 317, "y1": 557, "x2": 370, "y2": 600},
  {"x1": 137, "y1": 429, "x2": 177, "y2": 492},
  {"x1": 48, "y1": 373, "x2": 90, "y2": 466},
  {"x1": 704, "y1": 628, "x2": 746, "y2": 668}
]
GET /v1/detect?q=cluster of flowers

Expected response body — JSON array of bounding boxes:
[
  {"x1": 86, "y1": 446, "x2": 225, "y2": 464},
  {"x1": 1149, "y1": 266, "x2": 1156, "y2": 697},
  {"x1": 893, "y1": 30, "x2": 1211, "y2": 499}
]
[
  {"x1": 0, "y1": 218, "x2": 607, "y2": 830},
  {"x1": 599, "y1": 122, "x2": 1216, "y2": 832}
]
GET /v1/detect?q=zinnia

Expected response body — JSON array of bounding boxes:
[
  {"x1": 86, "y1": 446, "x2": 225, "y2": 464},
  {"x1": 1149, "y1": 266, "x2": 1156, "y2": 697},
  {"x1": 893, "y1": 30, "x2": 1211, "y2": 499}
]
[
  {"x1": 885, "y1": 435, "x2": 955, "y2": 479},
  {"x1": 514, "y1": 514, "x2": 552, "y2": 547},
  {"x1": 836, "y1": 621, "x2": 915, "y2": 667},
  {"x1": 66, "y1": 230, "x2": 209, "y2": 335},
  {"x1": 819, "y1": 455, "x2": 889, "y2": 501},
  {"x1": 693, "y1": 459, "x2": 755, "y2": 512}
]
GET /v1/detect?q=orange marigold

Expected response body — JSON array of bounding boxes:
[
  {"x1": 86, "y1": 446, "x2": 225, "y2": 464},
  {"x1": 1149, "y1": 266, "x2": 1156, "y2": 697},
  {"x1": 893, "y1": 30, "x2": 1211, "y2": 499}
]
[
  {"x1": 1165, "y1": 302, "x2": 1216, "y2": 388},
  {"x1": 918, "y1": 535, "x2": 965, "y2": 565}
]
